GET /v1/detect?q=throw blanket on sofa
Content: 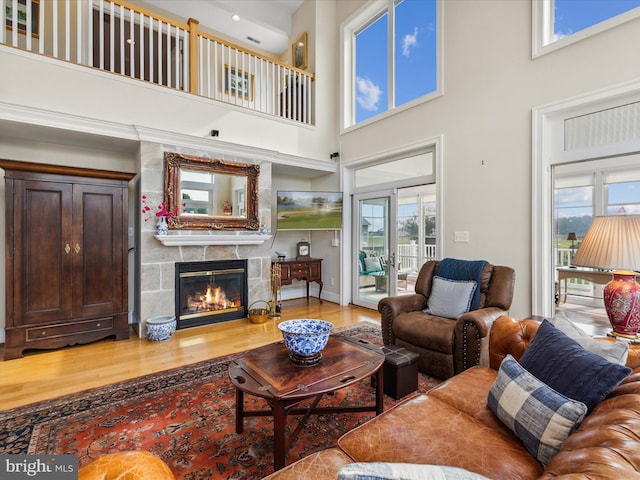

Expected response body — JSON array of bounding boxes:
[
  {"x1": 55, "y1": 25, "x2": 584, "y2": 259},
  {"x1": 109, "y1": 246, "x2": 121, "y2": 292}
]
[{"x1": 436, "y1": 258, "x2": 487, "y2": 310}]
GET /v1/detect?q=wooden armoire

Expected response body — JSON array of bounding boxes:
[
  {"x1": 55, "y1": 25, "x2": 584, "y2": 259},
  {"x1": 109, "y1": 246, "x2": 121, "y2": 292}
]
[{"x1": 1, "y1": 160, "x2": 135, "y2": 360}]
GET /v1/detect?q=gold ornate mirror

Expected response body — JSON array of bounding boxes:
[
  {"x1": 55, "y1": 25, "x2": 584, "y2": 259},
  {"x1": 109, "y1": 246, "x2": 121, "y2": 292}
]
[{"x1": 164, "y1": 152, "x2": 260, "y2": 230}]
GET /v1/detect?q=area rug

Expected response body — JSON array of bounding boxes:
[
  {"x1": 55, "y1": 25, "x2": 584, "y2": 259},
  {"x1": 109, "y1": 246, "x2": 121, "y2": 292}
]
[{"x1": 0, "y1": 324, "x2": 440, "y2": 479}]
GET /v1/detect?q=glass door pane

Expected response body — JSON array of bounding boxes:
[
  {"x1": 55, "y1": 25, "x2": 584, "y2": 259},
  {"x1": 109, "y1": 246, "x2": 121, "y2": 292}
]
[
  {"x1": 353, "y1": 193, "x2": 396, "y2": 309},
  {"x1": 396, "y1": 185, "x2": 437, "y2": 295}
]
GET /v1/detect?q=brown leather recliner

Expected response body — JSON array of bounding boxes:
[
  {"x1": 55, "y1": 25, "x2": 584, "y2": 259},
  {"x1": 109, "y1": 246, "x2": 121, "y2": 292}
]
[{"x1": 378, "y1": 260, "x2": 515, "y2": 379}]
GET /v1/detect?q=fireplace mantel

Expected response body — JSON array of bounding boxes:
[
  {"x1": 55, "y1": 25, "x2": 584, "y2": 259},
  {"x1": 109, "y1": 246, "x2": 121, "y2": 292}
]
[{"x1": 154, "y1": 233, "x2": 272, "y2": 246}]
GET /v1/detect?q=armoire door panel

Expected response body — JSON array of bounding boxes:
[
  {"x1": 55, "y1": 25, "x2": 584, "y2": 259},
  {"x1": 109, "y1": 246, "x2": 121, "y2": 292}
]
[
  {"x1": 73, "y1": 185, "x2": 124, "y2": 316},
  {"x1": 17, "y1": 180, "x2": 73, "y2": 324}
]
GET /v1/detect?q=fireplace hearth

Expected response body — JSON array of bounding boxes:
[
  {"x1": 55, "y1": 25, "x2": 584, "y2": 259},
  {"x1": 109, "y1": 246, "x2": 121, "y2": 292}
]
[{"x1": 175, "y1": 259, "x2": 248, "y2": 329}]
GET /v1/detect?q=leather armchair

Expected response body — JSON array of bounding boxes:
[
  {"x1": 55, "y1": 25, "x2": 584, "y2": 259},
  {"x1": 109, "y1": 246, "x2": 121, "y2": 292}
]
[{"x1": 378, "y1": 260, "x2": 515, "y2": 379}]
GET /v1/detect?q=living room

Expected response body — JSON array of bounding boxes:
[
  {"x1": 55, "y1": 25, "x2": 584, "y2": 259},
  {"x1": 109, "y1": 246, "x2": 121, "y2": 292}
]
[
  {"x1": 1, "y1": 0, "x2": 640, "y2": 477},
  {"x1": 1, "y1": 0, "x2": 640, "y2": 329}
]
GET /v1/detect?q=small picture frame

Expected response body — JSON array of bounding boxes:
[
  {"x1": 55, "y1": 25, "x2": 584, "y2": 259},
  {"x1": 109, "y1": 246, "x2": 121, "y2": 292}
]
[
  {"x1": 296, "y1": 241, "x2": 310, "y2": 260},
  {"x1": 224, "y1": 65, "x2": 254, "y2": 100},
  {"x1": 5, "y1": 0, "x2": 40, "y2": 37},
  {"x1": 292, "y1": 32, "x2": 307, "y2": 70}
]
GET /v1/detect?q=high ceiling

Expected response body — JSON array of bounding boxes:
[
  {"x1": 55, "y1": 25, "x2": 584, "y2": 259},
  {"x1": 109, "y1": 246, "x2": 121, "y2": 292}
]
[{"x1": 143, "y1": 0, "x2": 304, "y2": 55}]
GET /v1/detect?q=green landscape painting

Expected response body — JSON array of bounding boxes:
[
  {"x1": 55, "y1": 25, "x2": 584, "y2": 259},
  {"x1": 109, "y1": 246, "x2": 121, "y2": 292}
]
[{"x1": 277, "y1": 191, "x2": 343, "y2": 230}]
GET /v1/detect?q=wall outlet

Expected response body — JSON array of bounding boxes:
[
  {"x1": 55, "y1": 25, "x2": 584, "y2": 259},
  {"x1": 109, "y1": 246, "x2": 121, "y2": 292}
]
[{"x1": 454, "y1": 231, "x2": 469, "y2": 243}]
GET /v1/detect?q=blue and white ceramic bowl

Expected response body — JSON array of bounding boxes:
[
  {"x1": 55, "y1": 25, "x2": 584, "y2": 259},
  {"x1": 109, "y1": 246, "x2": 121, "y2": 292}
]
[
  {"x1": 146, "y1": 315, "x2": 177, "y2": 342},
  {"x1": 278, "y1": 319, "x2": 334, "y2": 357}
]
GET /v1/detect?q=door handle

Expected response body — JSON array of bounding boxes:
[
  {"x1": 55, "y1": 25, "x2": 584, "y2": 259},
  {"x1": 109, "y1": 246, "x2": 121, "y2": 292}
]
[
  {"x1": 74, "y1": 243, "x2": 81, "y2": 254},
  {"x1": 65, "y1": 243, "x2": 71, "y2": 254},
  {"x1": 389, "y1": 252, "x2": 396, "y2": 268}
]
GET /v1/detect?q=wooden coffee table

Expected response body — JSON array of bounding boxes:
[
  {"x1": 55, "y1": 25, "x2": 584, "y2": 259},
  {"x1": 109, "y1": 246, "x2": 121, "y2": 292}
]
[{"x1": 228, "y1": 335, "x2": 385, "y2": 470}]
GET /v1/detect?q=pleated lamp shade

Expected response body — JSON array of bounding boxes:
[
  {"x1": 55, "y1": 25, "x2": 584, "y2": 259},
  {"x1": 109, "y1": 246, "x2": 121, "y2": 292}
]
[
  {"x1": 571, "y1": 214, "x2": 640, "y2": 338},
  {"x1": 571, "y1": 215, "x2": 640, "y2": 271}
]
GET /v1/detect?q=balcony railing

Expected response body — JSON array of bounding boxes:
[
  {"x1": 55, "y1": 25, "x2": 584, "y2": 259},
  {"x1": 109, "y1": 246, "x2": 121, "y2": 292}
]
[{"x1": 1, "y1": 0, "x2": 314, "y2": 124}]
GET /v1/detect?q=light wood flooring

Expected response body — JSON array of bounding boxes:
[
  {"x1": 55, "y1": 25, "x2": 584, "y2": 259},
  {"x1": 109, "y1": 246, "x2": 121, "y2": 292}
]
[
  {"x1": 0, "y1": 299, "x2": 378, "y2": 411},
  {"x1": 0, "y1": 297, "x2": 610, "y2": 411}
]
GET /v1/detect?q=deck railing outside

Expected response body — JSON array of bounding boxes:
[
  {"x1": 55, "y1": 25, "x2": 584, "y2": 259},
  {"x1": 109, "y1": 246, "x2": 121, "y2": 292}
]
[
  {"x1": 397, "y1": 243, "x2": 437, "y2": 273},
  {"x1": 556, "y1": 247, "x2": 597, "y2": 299},
  {"x1": 1, "y1": 0, "x2": 314, "y2": 124}
]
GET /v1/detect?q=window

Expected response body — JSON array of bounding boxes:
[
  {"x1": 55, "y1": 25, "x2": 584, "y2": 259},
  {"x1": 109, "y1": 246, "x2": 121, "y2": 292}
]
[
  {"x1": 344, "y1": 0, "x2": 440, "y2": 128},
  {"x1": 604, "y1": 169, "x2": 640, "y2": 214},
  {"x1": 397, "y1": 186, "x2": 437, "y2": 275},
  {"x1": 354, "y1": 150, "x2": 434, "y2": 188},
  {"x1": 533, "y1": 0, "x2": 640, "y2": 57},
  {"x1": 553, "y1": 164, "x2": 640, "y2": 300}
]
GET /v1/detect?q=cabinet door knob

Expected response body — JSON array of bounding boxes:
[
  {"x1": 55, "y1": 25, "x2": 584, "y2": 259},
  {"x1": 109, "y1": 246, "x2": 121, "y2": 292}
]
[
  {"x1": 74, "y1": 243, "x2": 81, "y2": 254},
  {"x1": 65, "y1": 243, "x2": 71, "y2": 254}
]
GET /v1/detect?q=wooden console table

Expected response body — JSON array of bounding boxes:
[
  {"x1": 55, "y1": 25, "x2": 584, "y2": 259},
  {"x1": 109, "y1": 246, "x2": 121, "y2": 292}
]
[
  {"x1": 273, "y1": 258, "x2": 323, "y2": 302},
  {"x1": 557, "y1": 267, "x2": 640, "y2": 304}
]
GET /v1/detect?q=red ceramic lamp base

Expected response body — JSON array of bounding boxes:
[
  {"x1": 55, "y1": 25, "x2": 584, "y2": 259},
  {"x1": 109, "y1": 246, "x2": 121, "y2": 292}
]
[{"x1": 604, "y1": 270, "x2": 640, "y2": 339}]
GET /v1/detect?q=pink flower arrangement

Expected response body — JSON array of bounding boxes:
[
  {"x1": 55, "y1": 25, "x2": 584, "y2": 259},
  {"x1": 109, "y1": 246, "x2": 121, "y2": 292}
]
[{"x1": 141, "y1": 195, "x2": 185, "y2": 222}]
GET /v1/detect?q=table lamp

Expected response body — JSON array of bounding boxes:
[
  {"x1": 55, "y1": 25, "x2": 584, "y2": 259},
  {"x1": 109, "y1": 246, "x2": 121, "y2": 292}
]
[
  {"x1": 571, "y1": 214, "x2": 640, "y2": 339},
  {"x1": 566, "y1": 232, "x2": 577, "y2": 251}
]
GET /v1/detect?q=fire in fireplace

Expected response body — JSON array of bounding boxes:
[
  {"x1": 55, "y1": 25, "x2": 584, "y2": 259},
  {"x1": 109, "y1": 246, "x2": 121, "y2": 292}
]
[{"x1": 175, "y1": 259, "x2": 248, "y2": 329}]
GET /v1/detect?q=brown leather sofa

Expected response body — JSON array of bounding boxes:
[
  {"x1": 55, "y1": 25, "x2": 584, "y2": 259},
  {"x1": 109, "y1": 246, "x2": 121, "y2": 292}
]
[
  {"x1": 378, "y1": 260, "x2": 515, "y2": 379},
  {"x1": 262, "y1": 316, "x2": 640, "y2": 480}
]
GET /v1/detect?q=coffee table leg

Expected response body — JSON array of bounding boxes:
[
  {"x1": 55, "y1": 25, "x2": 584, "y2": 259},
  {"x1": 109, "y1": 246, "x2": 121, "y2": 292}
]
[
  {"x1": 235, "y1": 388, "x2": 244, "y2": 434},
  {"x1": 272, "y1": 401, "x2": 287, "y2": 470},
  {"x1": 375, "y1": 367, "x2": 384, "y2": 415}
]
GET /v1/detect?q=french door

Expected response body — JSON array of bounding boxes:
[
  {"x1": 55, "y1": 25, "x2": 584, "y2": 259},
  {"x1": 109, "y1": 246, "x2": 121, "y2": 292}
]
[{"x1": 353, "y1": 190, "x2": 399, "y2": 310}]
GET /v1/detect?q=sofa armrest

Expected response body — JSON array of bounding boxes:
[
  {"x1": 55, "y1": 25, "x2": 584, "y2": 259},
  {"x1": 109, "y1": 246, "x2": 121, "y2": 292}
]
[
  {"x1": 626, "y1": 344, "x2": 640, "y2": 369},
  {"x1": 378, "y1": 294, "x2": 428, "y2": 345},
  {"x1": 454, "y1": 307, "x2": 509, "y2": 373},
  {"x1": 488, "y1": 316, "x2": 541, "y2": 370}
]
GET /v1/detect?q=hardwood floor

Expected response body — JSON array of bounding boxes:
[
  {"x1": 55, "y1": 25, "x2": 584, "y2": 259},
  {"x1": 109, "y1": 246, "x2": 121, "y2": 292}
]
[
  {"x1": 0, "y1": 299, "x2": 379, "y2": 411},
  {"x1": 0, "y1": 297, "x2": 611, "y2": 411}
]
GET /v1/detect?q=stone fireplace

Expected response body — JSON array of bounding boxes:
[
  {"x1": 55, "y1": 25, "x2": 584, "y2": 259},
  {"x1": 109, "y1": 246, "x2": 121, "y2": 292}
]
[
  {"x1": 175, "y1": 259, "x2": 248, "y2": 328},
  {"x1": 137, "y1": 142, "x2": 272, "y2": 338}
]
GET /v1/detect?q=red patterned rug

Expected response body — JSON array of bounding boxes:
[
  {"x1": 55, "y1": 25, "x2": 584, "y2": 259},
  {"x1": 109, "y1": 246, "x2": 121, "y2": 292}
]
[{"x1": 0, "y1": 324, "x2": 440, "y2": 479}]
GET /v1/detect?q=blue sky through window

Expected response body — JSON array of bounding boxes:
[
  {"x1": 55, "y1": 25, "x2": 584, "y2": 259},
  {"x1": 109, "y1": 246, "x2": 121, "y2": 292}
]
[
  {"x1": 355, "y1": 0, "x2": 437, "y2": 124},
  {"x1": 356, "y1": 13, "x2": 388, "y2": 123},
  {"x1": 554, "y1": 0, "x2": 640, "y2": 40},
  {"x1": 395, "y1": 0, "x2": 437, "y2": 107}
]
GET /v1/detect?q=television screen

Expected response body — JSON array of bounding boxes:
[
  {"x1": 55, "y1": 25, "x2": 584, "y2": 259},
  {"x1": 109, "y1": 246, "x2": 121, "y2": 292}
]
[{"x1": 276, "y1": 191, "x2": 343, "y2": 230}]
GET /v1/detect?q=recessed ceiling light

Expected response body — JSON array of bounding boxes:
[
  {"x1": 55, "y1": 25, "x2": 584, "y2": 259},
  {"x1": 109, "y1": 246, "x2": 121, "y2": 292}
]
[{"x1": 231, "y1": 14, "x2": 240, "y2": 22}]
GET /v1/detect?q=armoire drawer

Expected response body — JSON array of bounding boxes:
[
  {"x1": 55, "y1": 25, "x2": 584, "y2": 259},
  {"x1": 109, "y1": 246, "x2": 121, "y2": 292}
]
[{"x1": 26, "y1": 318, "x2": 114, "y2": 341}]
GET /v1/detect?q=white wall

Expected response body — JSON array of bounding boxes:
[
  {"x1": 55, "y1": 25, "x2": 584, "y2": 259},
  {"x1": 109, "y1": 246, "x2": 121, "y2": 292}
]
[{"x1": 335, "y1": 0, "x2": 640, "y2": 318}]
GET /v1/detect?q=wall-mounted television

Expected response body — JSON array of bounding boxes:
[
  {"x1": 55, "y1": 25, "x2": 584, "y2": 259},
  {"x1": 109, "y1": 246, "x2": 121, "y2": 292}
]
[{"x1": 276, "y1": 191, "x2": 343, "y2": 230}]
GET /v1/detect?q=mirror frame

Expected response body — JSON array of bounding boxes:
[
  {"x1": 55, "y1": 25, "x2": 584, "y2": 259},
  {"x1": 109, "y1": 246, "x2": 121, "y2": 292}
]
[{"x1": 164, "y1": 152, "x2": 260, "y2": 230}]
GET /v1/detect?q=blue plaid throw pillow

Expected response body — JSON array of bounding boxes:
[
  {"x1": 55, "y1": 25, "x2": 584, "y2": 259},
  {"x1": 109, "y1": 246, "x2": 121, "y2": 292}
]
[{"x1": 488, "y1": 355, "x2": 587, "y2": 467}]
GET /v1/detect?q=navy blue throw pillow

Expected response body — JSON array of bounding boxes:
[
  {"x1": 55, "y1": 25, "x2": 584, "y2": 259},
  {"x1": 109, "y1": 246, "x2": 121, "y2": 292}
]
[{"x1": 519, "y1": 320, "x2": 631, "y2": 413}]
